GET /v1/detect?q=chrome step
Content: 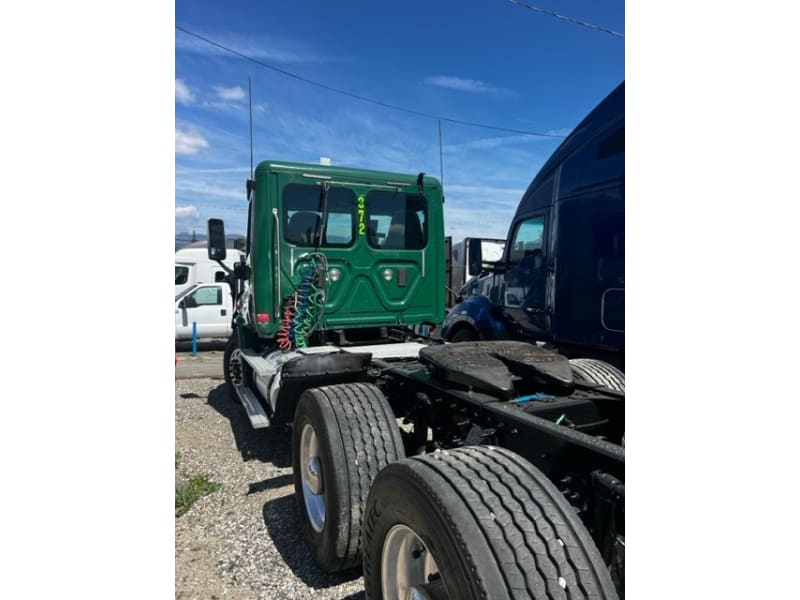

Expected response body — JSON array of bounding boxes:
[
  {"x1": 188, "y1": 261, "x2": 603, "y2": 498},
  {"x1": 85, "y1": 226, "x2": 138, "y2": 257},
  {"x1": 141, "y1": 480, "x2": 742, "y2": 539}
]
[{"x1": 234, "y1": 384, "x2": 271, "y2": 429}]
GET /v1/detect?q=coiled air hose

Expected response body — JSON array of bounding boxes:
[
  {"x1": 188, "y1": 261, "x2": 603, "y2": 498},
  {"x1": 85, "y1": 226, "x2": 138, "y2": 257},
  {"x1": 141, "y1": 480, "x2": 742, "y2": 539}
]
[
  {"x1": 276, "y1": 295, "x2": 296, "y2": 351},
  {"x1": 277, "y1": 254, "x2": 327, "y2": 351}
]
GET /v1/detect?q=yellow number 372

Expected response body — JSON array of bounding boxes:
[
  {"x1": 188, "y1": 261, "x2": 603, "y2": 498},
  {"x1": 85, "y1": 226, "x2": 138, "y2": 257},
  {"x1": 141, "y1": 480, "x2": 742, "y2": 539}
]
[{"x1": 357, "y1": 195, "x2": 366, "y2": 236}]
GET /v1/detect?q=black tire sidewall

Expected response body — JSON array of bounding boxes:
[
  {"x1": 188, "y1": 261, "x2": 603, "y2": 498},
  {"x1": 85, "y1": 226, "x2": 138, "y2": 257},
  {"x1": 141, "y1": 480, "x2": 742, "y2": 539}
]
[
  {"x1": 364, "y1": 448, "x2": 619, "y2": 600},
  {"x1": 364, "y1": 466, "x2": 501, "y2": 600},
  {"x1": 451, "y1": 327, "x2": 477, "y2": 342},
  {"x1": 292, "y1": 390, "x2": 351, "y2": 570}
]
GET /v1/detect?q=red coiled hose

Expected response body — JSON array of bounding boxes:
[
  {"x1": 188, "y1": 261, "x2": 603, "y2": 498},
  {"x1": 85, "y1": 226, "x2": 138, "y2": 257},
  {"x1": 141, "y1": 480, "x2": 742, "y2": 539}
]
[{"x1": 277, "y1": 295, "x2": 296, "y2": 351}]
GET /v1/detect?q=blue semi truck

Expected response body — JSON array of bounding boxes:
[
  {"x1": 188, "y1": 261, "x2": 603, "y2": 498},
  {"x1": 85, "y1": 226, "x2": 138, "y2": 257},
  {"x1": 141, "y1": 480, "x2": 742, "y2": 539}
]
[{"x1": 441, "y1": 82, "x2": 625, "y2": 379}]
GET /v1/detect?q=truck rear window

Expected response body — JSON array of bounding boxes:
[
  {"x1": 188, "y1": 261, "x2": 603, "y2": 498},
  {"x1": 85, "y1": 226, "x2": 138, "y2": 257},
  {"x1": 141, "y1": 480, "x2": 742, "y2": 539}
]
[
  {"x1": 283, "y1": 183, "x2": 355, "y2": 247},
  {"x1": 366, "y1": 191, "x2": 427, "y2": 250},
  {"x1": 175, "y1": 266, "x2": 189, "y2": 285}
]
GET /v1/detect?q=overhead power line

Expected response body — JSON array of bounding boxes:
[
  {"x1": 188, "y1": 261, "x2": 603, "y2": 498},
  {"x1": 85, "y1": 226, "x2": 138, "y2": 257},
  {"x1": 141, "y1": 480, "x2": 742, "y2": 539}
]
[
  {"x1": 504, "y1": 0, "x2": 624, "y2": 38},
  {"x1": 175, "y1": 26, "x2": 565, "y2": 139}
]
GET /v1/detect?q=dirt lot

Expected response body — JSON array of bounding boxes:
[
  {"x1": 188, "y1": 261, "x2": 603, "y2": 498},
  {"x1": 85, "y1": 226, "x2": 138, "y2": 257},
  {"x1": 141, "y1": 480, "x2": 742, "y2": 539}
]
[{"x1": 175, "y1": 375, "x2": 365, "y2": 600}]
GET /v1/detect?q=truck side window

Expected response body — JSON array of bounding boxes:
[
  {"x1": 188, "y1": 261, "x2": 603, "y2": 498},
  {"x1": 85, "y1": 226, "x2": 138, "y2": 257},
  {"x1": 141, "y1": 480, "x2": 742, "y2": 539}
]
[
  {"x1": 366, "y1": 191, "x2": 427, "y2": 250},
  {"x1": 175, "y1": 266, "x2": 189, "y2": 285},
  {"x1": 505, "y1": 216, "x2": 545, "y2": 308},
  {"x1": 283, "y1": 183, "x2": 355, "y2": 246},
  {"x1": 189, "y1": 286, "x2": 222, "y2": 306},
  {"x1": 508, "y1": 218, "x2": 544, "y2": 265}
]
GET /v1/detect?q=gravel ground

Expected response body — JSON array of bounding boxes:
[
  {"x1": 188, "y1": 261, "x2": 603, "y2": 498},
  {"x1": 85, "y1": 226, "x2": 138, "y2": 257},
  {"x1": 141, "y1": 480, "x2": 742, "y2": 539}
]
[{"x1": 175, "y1": 377, "x2": 365, "y2": 600}]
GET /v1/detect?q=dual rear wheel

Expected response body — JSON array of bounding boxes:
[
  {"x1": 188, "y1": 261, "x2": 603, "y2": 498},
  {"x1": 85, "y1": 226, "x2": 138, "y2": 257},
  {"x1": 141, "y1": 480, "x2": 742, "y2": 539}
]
[
  {"x1": 291, "y1": 384, "x2": 619, "y2": 599},
  {"x1": 291, "y1": 383, "x2": 406, "y2": 571}
]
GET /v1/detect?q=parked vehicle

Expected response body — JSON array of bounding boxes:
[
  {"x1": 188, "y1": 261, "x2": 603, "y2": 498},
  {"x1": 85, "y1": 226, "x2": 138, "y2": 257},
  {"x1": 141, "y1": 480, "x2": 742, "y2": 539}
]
[
  {"x1": 206, "y1": 125, "x2": 625, "y2": 598},
  {"x1": 441, "y1": 82, "x2": 625, "y2": 371},
  {"x1": 175, "y1": 245, "x2": 245, "y2": 296},
  {"x1": 175, "y1": 282, "x2": 233, "y2": 341},
  {"x1": 447, "y1": 237, "x2": 505, "y2": 306}
]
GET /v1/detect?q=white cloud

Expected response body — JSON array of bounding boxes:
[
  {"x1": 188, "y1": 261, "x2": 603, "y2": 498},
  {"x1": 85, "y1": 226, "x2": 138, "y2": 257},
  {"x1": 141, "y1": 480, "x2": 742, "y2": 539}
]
[
  {"x1": 444, "y1": 134, "x2": 552, "y2": 152},
  {"x1": 441, "y1": 184, "x2": 528, "y2": 241},
  {"x1": 175, "y1": 127, "x2": 209, "y2": 155},
  {"x1": 424, "y1": 75, "x2": 506, "y2": 94},
  {"x1": 176, "y1": 205, "x2": 199, "y2": 219},
  {"x1": 175, "y1": 79, "x2": 195, "y2": 104},
  {"x1": 175, "y1": 179, "x2": 242, "y2": 201},
  {"x1": 214, "y1": 85, "x2": 246, "y2": 101},
  {"x1": 175, "y1": 29, "x2": 333, "y2": 64}
]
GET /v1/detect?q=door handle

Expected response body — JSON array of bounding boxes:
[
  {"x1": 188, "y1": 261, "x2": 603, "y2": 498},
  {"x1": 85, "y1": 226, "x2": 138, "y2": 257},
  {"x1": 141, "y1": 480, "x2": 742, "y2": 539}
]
[{"x1": 221, "y1": 309, "x2": 227, "y2": 316}]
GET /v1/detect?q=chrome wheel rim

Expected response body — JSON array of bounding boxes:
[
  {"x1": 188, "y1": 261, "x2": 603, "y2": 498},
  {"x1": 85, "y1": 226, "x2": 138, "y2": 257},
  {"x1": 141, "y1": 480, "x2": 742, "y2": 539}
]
[
  {"x1": 381, "y1": 524, "x2": 446, "y2": 600},
  {"x1": 299, "y1": 424, "x2": 325, "y2": 532}
]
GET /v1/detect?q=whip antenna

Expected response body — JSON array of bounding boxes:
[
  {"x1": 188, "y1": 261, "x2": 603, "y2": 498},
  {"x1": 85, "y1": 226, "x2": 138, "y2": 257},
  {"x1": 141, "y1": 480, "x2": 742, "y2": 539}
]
[{"x1": 248, "y1": 76, "x2": 254, "y2": 178}]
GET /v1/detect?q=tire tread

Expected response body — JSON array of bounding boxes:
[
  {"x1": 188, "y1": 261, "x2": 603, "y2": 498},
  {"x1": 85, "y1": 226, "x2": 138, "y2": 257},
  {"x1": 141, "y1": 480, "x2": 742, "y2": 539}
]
[
  {"x1": 365, "y1": 446, "x2": 617, "y2": 599},
  {"x1": 313, "y1": 382, "x2": 405, "y2": 570},
  {"x1": 569, "y1": 358, "x2": 624, "y2": 392}
]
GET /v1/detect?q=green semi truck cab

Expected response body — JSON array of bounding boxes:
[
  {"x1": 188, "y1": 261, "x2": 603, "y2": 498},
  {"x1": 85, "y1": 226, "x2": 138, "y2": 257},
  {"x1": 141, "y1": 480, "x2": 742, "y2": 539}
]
[{"x1": 223, "y1": 160, "x2": 445, "y2": 346}]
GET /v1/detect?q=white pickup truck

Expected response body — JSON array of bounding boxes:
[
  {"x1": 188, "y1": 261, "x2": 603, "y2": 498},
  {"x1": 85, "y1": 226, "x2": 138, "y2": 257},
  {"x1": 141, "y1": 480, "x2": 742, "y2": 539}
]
[
  {"x1": 175, "y1": 282, "x2": 233, "y2": 341},
  {"x1": 175, "y1": 246, "x2": 245, "y2": 297}
]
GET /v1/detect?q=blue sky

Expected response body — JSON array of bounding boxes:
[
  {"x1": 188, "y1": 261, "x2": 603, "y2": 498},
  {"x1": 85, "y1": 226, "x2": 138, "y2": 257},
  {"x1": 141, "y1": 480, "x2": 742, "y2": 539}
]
[{"x1": 175, "y1": 0, "x2": 624, "y2": 242}]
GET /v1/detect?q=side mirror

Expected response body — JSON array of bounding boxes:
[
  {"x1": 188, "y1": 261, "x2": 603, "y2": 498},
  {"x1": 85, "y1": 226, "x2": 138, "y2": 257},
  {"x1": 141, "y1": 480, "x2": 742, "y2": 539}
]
[
  {"x1": 467, "y1": 238, "x2": 483, "y2": 276},
  {"x1": 207, "y1": 218, "x2": 227, "y2": 261},
  {"x1": 178, "y1": 300, "x2": 186, "y2": 309}
]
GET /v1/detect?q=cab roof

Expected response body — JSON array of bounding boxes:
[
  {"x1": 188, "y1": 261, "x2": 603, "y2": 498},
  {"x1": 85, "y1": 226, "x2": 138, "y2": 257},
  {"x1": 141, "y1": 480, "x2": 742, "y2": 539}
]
[
  {"x1": 255, "y1": 160, "x2": 442, "y2": 189},
  {"x1": 522, "y1": 81, "x2": 624, "y2": 203}
]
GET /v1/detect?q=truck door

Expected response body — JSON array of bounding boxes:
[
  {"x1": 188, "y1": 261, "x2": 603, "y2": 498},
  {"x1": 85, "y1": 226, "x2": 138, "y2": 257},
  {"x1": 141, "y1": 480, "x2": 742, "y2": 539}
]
[
  {"x1": 175, "y1": 285, "x2": 231, "y2": 339},
  {"x1": 502, "y1": 214, "x2": 548, "y2": 339},
  {"x1": 553, "y1": 187, "x2": 624, "y2": 349},
  {"x1": 551, "y1": 116, "x2": 624, "y2": 351}
]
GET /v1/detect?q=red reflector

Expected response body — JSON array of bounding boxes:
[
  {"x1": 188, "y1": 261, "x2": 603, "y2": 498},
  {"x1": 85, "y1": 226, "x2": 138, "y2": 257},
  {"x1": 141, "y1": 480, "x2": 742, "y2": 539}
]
[{"x1": 256, "y1": 313, "x2": 270, "y2": 324}]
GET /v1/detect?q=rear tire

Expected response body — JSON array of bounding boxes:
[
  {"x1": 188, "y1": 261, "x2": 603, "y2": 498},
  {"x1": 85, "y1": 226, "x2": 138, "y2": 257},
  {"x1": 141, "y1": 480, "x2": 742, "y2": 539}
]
[
  {"x1": 363, "y1": 446, "x2": 618, "y2": 599},
  {"x1": 292, "y1": 383, "x2": 406, "y2": 572},
  {"x1": 570, "y1": 358, "x2": 625, "y2": 392},
  {"x1": 450, "y1": 327, "x2": 477, "y2": 342}
]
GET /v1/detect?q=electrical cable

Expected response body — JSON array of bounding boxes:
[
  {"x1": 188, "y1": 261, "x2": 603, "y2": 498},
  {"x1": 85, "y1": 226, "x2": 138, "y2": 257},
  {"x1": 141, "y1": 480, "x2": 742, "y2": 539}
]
[{"x1": 503, "y1": 0, "x2": 624, "y2": 38}]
